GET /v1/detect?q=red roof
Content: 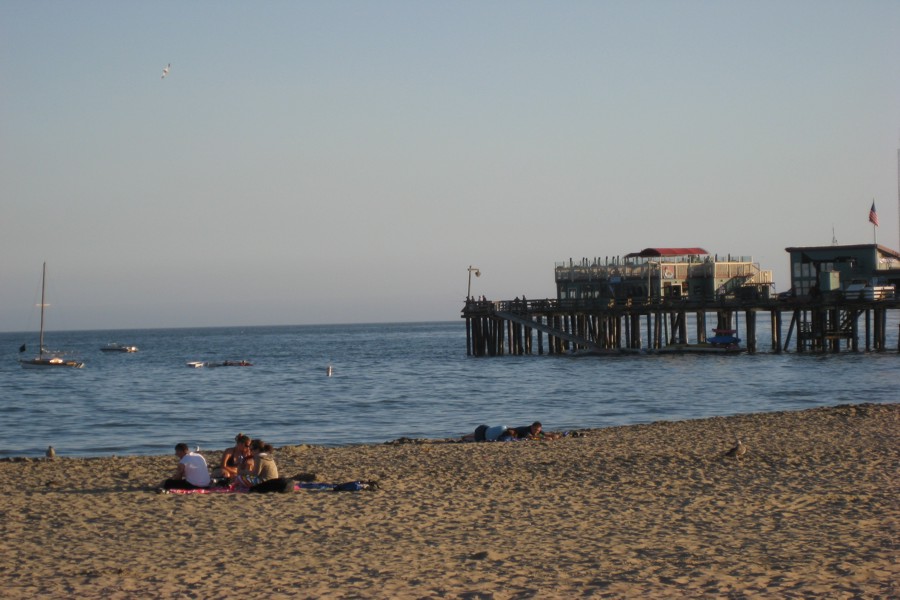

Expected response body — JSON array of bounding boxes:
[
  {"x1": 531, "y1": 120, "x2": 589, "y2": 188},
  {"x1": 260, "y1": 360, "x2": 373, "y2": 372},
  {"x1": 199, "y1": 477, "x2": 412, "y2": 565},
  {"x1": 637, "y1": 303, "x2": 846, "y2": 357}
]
[{"x1": 625, "y1": 247, "x2": 709, "y2": 258}]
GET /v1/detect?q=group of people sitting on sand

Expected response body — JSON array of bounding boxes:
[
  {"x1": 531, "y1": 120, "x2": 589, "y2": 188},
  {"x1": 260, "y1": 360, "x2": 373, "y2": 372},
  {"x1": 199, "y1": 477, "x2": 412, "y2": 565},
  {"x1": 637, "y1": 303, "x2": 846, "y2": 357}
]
[
  {"x1": 161, "y1": 433, "x2": 280, "y2": 491},
  {"x1": 162, "y1": 422, "x2": 561, "y2": 491}
]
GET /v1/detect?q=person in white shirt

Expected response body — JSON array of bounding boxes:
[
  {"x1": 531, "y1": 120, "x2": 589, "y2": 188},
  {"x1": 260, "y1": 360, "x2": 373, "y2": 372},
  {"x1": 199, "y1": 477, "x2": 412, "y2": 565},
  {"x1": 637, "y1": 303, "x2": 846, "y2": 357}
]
[{"x1": 162, "y1": 443, "x2": 211, "y2": 490}]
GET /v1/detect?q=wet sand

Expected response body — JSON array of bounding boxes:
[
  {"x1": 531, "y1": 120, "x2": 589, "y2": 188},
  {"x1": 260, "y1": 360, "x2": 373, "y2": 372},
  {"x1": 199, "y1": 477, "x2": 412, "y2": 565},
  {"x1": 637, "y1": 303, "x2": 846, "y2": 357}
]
[{"x1": 1, "y1": 403, "x2": 897, "y2": 598}]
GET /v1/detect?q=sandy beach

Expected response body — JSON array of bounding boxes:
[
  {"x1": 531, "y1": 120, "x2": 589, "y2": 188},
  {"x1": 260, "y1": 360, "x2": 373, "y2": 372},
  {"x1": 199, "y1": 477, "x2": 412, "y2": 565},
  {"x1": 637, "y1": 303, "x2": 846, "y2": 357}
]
[{"x1": 2, "y1": 403, "x2": 897, "y2": 599}]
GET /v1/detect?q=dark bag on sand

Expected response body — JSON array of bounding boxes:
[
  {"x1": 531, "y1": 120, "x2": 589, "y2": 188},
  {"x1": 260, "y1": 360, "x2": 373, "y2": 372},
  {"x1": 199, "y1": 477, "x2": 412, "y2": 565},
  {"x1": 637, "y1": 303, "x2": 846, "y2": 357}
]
[
  {"x1": 474, "y1": 424, "x2": 488, "y2": 442},
  {"x1": 249, "y1": 477, "x2": 292, "y2": 494}
]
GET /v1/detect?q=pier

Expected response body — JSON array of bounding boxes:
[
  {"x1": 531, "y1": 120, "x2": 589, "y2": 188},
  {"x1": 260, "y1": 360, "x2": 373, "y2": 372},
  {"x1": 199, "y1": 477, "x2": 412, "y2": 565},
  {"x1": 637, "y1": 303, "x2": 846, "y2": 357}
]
[
  {"x1": 463, "y1": 245, "x2": 900, "y2": 356},
  {"x1": 462, "y1": 295, "x2": 900, "y2": 356}
]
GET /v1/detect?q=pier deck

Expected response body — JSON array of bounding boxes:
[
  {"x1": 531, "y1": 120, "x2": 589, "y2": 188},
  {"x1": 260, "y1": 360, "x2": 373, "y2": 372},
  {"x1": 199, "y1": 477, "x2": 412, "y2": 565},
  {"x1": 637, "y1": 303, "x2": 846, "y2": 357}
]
[{"x1": 462, "y1": 296, "x2": 900, "y2": 356}]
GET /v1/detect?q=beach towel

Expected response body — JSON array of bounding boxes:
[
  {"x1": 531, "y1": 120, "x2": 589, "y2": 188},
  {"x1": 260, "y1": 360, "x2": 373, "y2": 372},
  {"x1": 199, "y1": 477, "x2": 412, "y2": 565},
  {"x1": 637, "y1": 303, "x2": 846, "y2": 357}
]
[
  {"x1": 160, "y1": 480, "x2": 379, "y2": 494},
  {"x1": 297, "y1": 481, "x2": 379, "y2": 492},
  {"x1": 162, "y1": 485, "x2": 242, "y2": 495}
]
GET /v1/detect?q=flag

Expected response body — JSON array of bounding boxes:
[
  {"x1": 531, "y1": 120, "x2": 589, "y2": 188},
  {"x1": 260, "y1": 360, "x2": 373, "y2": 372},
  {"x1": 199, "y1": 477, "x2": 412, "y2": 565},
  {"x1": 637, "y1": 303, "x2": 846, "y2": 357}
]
[{"x1": 869, "y1": 201, "x2": 879, "y2": 226}]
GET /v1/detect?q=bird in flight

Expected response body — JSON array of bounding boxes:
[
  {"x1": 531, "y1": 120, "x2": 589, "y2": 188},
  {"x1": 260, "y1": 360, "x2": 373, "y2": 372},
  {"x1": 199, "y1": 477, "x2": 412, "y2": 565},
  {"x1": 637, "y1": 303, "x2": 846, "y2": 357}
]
[{"x1": 161, "y1": 63, "x2": 171, "y2": 79}]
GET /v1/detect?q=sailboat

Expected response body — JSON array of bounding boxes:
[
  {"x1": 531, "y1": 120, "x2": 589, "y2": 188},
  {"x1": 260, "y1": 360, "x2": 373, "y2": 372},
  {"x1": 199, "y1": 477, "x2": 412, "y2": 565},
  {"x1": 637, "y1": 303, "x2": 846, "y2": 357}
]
[{"x1": 19, "y1": 262, "x2": 85, "y2": 369}]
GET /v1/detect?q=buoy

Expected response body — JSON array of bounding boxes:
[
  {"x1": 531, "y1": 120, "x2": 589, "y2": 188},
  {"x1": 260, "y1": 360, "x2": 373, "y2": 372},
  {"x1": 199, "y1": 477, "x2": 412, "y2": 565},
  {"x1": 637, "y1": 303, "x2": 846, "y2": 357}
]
[{"x1": 326, "y1": 365, "x2": 333, "y2": 377}]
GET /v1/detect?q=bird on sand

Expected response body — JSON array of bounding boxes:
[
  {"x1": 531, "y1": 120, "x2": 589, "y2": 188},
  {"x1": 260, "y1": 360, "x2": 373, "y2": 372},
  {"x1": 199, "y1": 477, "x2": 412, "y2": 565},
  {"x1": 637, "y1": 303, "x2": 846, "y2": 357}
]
[
  {"x1": 46, "y1": 446, "x2": 56, "y2": 459},
  {"x1": 725, "y1": 439, "x2": 746, "y2": 458},
  {"x1": 161, "y1": 63, "x2": 171, "y2": 79}
]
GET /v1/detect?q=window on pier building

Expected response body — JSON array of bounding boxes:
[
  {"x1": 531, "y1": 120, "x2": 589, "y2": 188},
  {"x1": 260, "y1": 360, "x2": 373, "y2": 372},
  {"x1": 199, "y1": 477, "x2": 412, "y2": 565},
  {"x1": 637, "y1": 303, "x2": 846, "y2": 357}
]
[{"x1": 792, "y1": 261, "x2": 814, "y2": 295}]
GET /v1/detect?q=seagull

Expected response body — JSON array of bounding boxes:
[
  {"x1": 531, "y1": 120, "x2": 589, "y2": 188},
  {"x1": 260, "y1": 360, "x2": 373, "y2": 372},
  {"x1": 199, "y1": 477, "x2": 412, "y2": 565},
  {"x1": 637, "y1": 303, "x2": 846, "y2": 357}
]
[
  {"x1": 161, "y1": 63, "x2": 171, "y2": 79},
  {"x1": 725, "y1": 439, "x2": 746, "y2": 458},
  {"x1": 46, "y1": 445, "x2": 55, "y2": 459}
]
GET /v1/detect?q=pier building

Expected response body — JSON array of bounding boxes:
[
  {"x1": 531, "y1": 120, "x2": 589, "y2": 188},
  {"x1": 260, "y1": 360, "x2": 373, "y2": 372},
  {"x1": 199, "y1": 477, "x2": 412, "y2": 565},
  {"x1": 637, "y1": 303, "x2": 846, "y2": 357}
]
[
  {"x1": 555, "y1": 248, "x2": 773, "y2": 303},
  {"x1": 785, "y1": 244, "x2": 900, "y2": 297},
  {"x1": 462, "y1": 246, "x2": 900, "y2": 356}
]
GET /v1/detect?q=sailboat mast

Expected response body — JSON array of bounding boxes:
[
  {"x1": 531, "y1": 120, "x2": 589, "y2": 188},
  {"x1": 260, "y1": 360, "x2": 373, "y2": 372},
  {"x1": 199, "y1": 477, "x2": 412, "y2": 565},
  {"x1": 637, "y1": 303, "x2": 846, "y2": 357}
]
[{"x1": 39, "y1": 262, "x2": 46, "y2": 359}]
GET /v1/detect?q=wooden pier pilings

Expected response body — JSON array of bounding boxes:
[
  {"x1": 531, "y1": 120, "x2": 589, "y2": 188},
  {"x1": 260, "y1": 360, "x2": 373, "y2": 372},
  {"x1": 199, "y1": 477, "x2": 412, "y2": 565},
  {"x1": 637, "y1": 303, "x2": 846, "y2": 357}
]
[{"x1": 462, "y1": 297, "x2": 900, "y2": 356}]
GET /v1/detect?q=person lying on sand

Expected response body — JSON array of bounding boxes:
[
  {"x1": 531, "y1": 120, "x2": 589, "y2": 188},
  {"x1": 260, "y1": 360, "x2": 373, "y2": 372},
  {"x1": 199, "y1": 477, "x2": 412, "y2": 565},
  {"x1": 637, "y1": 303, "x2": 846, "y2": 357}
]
[
  {"x1": 508, "y1": 421, "x2": 560, "y2": 440},
  {"x1": 162, "y1": 443, "x2": 211, "y2": 490},
  {"x1": 463, "y1": 422, "x2": 561, "y2": 442}
]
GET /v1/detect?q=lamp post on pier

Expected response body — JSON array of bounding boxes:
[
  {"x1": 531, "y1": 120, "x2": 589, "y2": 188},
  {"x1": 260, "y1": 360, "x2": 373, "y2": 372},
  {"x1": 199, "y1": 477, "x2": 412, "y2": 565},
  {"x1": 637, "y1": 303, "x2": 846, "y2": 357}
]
[{"x1": 467, "y1": 265, "x2": 481, "y2": 299}]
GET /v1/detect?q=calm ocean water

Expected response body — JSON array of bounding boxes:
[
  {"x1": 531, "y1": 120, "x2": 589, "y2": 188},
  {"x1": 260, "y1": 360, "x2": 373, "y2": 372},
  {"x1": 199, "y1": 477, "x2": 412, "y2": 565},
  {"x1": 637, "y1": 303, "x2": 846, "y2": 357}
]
[{"x1": 2, "y1": 318, "x2": 898, "y2": 458}]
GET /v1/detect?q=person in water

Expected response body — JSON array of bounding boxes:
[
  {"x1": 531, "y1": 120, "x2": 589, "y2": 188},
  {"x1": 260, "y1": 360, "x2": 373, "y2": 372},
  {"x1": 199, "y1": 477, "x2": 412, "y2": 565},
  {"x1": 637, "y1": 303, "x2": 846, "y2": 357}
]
[{"x1": 162, "y1": 443, "x2": 211, "y2": 490}]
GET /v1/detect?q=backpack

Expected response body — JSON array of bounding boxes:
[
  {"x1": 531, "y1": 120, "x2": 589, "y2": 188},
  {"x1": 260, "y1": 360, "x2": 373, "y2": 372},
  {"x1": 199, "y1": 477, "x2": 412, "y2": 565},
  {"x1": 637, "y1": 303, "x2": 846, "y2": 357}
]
[{"x1": 249, "y1": 477, "x2": 292, "y2": 494}]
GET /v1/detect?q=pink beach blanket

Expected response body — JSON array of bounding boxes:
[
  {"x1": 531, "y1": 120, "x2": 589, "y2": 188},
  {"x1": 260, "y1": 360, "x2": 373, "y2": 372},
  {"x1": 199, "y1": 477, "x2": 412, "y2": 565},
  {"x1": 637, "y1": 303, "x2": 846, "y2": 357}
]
[
  {"x1": 163, "y1": 485, "x2": 244, "y2": 495},
  {"x1": 161, "y1": 482, "x2": 352, "y2": 494}
]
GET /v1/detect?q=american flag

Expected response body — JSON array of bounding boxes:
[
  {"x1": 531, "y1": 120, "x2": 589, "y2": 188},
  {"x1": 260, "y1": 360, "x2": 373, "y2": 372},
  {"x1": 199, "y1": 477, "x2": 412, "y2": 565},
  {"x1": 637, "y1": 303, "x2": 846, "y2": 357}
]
[{"x1": 868, "y1": 201, "x2": 879, "y2": 227}]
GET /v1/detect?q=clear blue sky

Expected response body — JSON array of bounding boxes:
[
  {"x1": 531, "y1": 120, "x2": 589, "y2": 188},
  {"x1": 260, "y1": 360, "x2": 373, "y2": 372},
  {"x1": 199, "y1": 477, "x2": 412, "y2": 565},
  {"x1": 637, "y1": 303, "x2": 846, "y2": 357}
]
[{"x1": 2, "y1": 1, "x2": 899, "y2": 331}]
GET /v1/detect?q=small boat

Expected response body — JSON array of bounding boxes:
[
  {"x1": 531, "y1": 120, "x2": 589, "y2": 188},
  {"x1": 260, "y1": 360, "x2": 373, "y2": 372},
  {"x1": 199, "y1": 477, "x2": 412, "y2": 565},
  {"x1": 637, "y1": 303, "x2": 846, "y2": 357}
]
[
  {"x1": 186, "y1": 360, "x2": 253, "y2": 368},
  {"x1": 21, "y1": 355, "x2": 86, "y2": 368},
  {"x1": 19, "y1": 262, "x2": 85, "y2": 369},
  {"x1": 101, "y1": 343, "x2": 139, "y2": 353},
  {"x1": 656, "y1": 329, "x2": 743, "y2": 355},
  {"x1": 707, "y1": 328, "x2": 741, "y2": 347}
]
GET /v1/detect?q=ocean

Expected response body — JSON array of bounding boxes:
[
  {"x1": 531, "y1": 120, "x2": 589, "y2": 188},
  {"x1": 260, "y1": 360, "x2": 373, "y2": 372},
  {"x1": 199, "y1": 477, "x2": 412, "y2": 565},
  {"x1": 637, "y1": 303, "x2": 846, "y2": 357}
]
[{"x1": 2, "y1": 319, "x2": 898, "y2": 458}]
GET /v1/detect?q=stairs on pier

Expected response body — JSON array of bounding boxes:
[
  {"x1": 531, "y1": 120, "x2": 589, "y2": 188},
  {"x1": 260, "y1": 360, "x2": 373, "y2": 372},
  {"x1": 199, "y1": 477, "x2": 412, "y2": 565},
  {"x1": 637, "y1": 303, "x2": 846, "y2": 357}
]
[{"x1": 494, "y1": 311, "x2": 603, "y2": 352}]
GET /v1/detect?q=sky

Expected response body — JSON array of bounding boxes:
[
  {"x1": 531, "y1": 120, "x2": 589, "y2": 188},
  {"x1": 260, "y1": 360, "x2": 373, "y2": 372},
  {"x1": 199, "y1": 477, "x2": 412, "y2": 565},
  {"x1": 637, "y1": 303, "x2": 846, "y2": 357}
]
[{"x1": 2, "y1": 1, "x2": 899, "y2": 332}]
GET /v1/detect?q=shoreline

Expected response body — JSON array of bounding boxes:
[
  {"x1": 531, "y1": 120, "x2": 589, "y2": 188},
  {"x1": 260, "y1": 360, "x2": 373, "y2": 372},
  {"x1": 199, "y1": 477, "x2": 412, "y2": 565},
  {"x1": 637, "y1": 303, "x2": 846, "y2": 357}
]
[
  {"x1": 7, "y1": 398, "x2": 898, "y2": 461},
  {"x1": 2, "y1": 403, "x2": 897, "y2": 598}
]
